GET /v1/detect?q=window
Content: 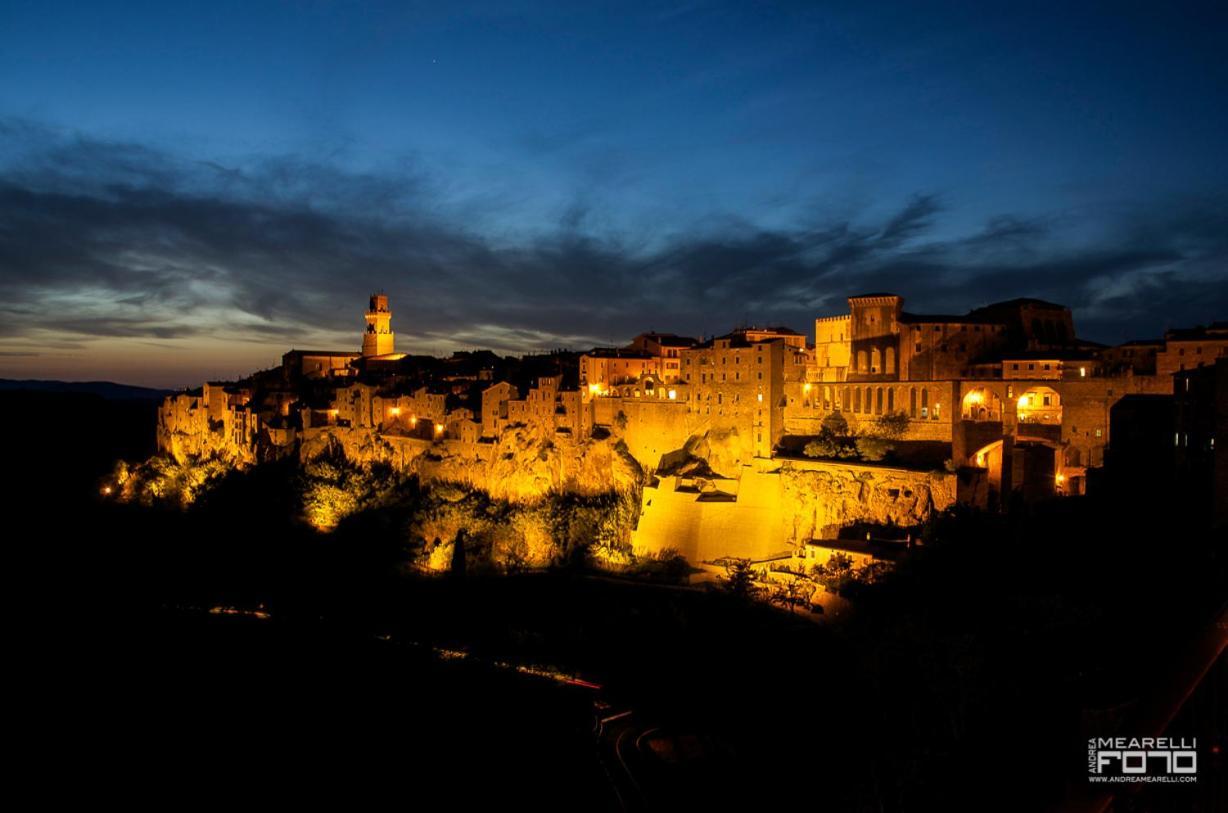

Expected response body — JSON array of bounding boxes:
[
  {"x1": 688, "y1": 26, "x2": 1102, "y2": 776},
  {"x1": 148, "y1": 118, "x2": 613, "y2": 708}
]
[{"x1": 1095, "y1": 428, "x2": 1102, "y2": 438}]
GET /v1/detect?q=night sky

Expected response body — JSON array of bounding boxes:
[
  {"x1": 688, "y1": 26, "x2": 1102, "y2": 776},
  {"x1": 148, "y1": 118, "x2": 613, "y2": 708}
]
[{"x1": 2, "y1": 1, "x2": 1226, "y2": 388}]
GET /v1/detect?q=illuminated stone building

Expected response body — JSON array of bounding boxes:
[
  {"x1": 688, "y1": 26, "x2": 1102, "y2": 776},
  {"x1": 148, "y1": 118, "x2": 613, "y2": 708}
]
[
  {"x1": 580, "y1": 332, "x2": 699, "y2": 396},
  {"x1": 155, "y1": 291, "x2": 1225, "y2": 563}
]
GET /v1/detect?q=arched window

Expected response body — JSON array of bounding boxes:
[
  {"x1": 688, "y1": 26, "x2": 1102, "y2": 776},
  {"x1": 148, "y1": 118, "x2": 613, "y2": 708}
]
[
  {"x1": 887, "y1": 388, "x2": 895, "y2": 413},
  {"x1": 871, "y1": 348, "x2": 881, "y2": 374},
  {"x1": 910, "y1": 387, "x2": 917, "y2": 417},
  {"x1": 854, "y1": 388, "x2": 862, "y2": 412},
  {"x1": 857, "y1": 350, "x2": 867, "y2": 372},
  {"x1": 885, "y1": 346, "x2": 896, "y2": 374},
  {"x1": 876, "y1": 388, "x2": 884, "y2": 415}
]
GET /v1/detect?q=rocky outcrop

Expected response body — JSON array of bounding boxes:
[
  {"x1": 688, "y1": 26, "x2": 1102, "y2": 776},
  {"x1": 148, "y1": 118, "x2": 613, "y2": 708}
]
[
  {"x1": 779, "y1": 460, "x2": 955, "y2": 541},
  {"x1": 299, "y1": 424, "x2": 643, "y2": 503}
]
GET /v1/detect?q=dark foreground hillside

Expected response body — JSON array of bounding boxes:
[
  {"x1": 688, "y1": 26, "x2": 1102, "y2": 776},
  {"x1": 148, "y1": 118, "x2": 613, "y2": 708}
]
[{"x1": 12, "y1": 388, "x2": 1227, "y2": 811}]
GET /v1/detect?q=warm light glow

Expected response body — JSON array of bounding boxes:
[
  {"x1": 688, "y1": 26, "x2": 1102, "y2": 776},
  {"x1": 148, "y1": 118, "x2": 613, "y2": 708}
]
[
  {"x1": 975, "y1": 453, "x2": 985, "y2": 466},
  {"x1": 410, "y1": 416, "x2": 418, "y2": 426},
  {"x1": 434, "y1": 423, "x2": 444, "y2": 434},
  {"x1": 390, "y1": 406, "x2": 401, "y2": 416},
  {"x1": 757, "y1": 392, "x2": 763, "y2": 402},
  {"x1": 803, "y1": 383, "x2": 811, "y2": 392},
  {"x1": 966, "y1": 391, "x2": 982, "y2": 405},
  {"x1": 1055, "y1": 473, "x2": 1065, "y2": 485},
  {"x1": 101, "y1": 486, "x2": 112, "y2": 495},
  {"x1": 588, "y1": 383, "x2": 602, "y2": 396},
  {"x1": 1079, "y1": 367, "x2": 1086, "y2": 377},
  {"x1": 667, "y1": 389, "x2": 676, "y2": 400}
]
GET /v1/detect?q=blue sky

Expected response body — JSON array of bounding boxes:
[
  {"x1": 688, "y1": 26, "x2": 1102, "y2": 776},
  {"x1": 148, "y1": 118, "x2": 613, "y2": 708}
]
[{"x1": 1, "y1": 1, "x2": 1226, "y2": 386}]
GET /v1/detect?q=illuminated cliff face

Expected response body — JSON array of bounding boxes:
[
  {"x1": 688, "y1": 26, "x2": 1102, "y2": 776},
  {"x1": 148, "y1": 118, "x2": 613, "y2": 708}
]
[{"x1": 298, "y1": 422, "x2": 643, "y2": 504}]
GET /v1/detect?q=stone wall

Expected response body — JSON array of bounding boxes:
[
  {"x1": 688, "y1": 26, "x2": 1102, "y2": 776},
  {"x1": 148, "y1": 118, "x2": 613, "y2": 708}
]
[{"x1": 632, "y1": 457, "x2": 956, "y2": 562}]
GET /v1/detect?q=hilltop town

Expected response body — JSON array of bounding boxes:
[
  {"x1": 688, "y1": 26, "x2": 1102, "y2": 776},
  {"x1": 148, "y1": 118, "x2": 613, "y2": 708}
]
[{"x1": 152, "y1": 293, "x2": 1228, "y2": 566}]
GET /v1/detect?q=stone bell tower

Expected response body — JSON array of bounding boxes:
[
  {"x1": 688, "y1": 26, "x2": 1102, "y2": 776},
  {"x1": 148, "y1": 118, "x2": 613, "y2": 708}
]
[{"x1": 362, "y1": 293, "x2": 396, "y2": 356}]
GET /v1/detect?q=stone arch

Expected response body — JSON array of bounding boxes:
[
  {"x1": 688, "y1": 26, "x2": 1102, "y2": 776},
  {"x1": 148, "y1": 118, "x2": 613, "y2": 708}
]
[
  {"x1": 1017, "y1": 386, "x2": 1062, "y2": 424},
  {"x1": 961, "y1": 387, "x2": 1003, "y2": 421}
]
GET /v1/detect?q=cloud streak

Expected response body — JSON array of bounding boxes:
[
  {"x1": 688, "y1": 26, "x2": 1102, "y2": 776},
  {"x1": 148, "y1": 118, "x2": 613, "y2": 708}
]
[{"x1": 1, "y1": 117, "x2": 1226, "y2": 379}]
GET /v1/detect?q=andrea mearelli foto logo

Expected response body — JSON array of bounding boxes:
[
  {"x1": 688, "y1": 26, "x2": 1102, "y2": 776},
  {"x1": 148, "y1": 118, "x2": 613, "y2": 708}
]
[{"x1": 1088, "y1": 737, "x2": 1198, "y2": 784}]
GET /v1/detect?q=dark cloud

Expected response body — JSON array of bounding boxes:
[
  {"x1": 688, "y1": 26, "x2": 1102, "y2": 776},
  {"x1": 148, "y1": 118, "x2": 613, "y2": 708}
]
[{"x1": 1, "y1": 118, "x2": 1226, "y2": 358}]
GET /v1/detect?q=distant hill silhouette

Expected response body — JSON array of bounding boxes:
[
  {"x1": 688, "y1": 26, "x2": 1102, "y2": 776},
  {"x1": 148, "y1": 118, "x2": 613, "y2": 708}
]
[{"x1": 0, "y1": 378, "x2": 172, "y2": 400}]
